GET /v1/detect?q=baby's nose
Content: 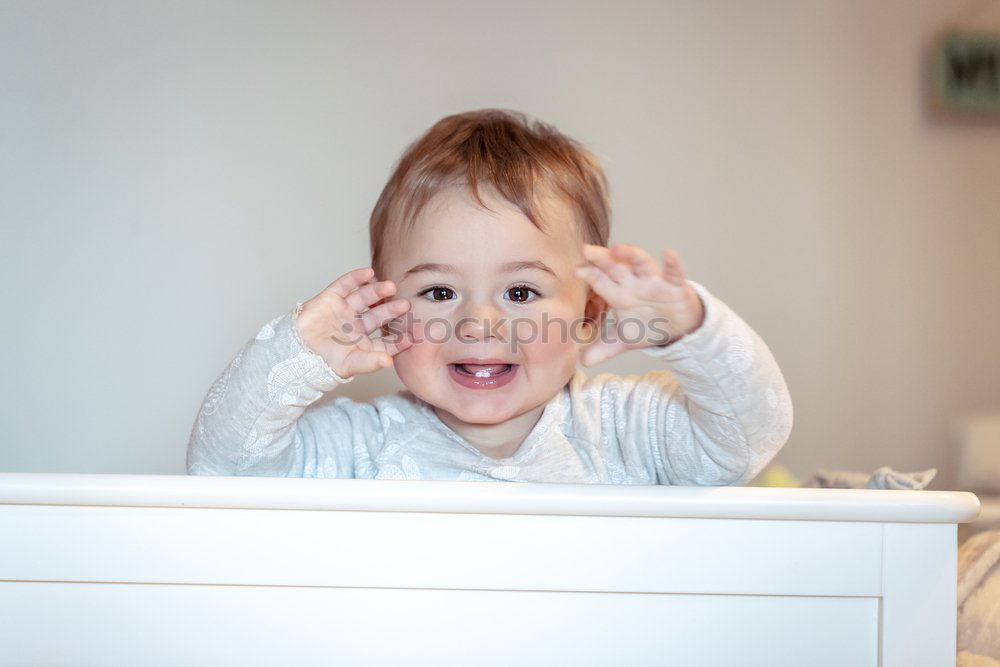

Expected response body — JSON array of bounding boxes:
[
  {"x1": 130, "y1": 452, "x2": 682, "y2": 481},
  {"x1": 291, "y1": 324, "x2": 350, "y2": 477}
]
[{"x1": 456, "y1": 304, "x2": 506, "y2": 342}]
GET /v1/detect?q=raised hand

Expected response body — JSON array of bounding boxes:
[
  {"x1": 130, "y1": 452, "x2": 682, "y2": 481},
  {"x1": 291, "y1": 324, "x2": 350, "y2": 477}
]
[
  {"x1": 573, "y1": 243, "x2": 705, "y2": 367},
  {"x1": 294, "y1": 267, "x2": 413, "y2": 379}
]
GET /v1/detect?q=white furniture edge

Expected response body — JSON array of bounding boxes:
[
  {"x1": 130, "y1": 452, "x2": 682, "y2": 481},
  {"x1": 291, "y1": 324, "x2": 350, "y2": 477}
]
[
  {"x1": 0, "y1": 472, "x2": 981, "y2": 665},
  {"x1": 0, "y1": 472, "x2": 981, "y2": 523}
]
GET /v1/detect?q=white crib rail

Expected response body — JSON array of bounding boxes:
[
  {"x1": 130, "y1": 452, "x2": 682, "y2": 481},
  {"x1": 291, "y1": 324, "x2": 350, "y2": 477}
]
[{"x1": 0, "y1": 473, "x2": 981, "y2": 667}]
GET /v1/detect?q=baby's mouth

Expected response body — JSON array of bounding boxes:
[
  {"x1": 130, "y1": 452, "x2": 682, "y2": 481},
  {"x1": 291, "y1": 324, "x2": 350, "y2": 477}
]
[{"x1": 450, "y1": 363, "x2": 515, "y2": 378}]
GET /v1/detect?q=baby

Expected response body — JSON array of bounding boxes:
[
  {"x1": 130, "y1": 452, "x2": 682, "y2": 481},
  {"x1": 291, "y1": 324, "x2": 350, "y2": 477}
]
[{"x1": 186, "y1": 109, "x2": 793, "y2": 484}]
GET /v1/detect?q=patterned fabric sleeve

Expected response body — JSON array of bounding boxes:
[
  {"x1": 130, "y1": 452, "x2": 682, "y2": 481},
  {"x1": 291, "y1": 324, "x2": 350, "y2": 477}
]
[
  {"x1": 625, "y1": 280, "x2": 794, "y2": 486},
  {"x1": 185, "y1": 302, "x2": 374, "y2": 477}
]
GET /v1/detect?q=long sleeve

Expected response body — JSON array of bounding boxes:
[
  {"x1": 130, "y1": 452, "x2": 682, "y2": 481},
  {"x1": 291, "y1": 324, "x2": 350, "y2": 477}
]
[
  {"x1": 186, "y1": 301, "x2": 379, "y2": 478},
  {"x1": 609, "y1": 280, "x2": 793, "y2": 486}
]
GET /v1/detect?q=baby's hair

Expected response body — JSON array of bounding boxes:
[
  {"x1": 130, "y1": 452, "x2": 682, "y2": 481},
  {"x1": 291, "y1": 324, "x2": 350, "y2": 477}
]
[{"x1": 369, "y1": 108, "x2": 611, "y2": 279}]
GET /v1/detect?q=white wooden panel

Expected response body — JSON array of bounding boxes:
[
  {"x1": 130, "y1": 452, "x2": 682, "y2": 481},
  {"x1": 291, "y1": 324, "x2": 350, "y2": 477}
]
[
  {"x1": 0, "y1": 505, "x2": 883, "y2": 596},
  {"x1": 0, "y1": 582, "x2": 879, "y2": 667},
  {"x1": 881, "y1": 522, "x2": 957, "y2": 667}
]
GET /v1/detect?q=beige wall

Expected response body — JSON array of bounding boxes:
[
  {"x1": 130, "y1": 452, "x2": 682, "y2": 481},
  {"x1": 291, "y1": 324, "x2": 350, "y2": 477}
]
[{"x1": 1, "y1": 0, "x2": 997, "y2": 488}]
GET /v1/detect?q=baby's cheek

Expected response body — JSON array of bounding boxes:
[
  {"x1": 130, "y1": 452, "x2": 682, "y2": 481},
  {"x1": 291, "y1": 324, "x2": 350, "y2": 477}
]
[
  {"x1": 398, "y1": 315, "x2": 451, "y2": 348},
  {"x1": 512, "y1": 315, "x2": 578, "y2": 360},
  {"x1": 423, "y1": 318, "x2": 452, "y2": 345},
  {"x1": 392, "y1": 320, "x2": 443, "y2": 379}
]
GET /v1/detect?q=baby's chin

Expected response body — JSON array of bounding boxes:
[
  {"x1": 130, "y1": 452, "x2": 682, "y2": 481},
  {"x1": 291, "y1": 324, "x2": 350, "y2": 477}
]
[
  {"x1": 433, "y1": 398, "x2": 522, "y2": 426},
  {"x1": 421, "y1": 389, "x2": 553, "y2": 428}
]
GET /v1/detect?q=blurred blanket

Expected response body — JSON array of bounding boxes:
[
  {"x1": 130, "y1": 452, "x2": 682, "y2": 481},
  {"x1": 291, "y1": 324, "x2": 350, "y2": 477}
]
[
  {"x1": 800, "y1": 466, "x2": 937, "y2": 490},
  {"x1": 958, "y1": 530, "x2": 1000, "y2": 666}
]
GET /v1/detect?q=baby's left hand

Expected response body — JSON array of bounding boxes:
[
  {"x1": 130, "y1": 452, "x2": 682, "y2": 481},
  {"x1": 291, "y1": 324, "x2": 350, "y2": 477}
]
[{"x1": 574, "y1": 243, "x2": 705, "y2": 367}]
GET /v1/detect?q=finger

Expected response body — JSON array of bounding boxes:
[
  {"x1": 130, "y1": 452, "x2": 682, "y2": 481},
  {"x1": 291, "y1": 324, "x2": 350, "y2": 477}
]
[
  {"x1": 329, "y1": 313, "x2": 369, "y2": 347},
  {"x1": 326, "y1": 267, "x2": 376, "y2": 298},
  {"x1": 660, "y1": 248, "x2": 687, "y2": 286},
  {"x1": 661, "y1": 247, "x2": 685, "y2": 273},
  {"x1": 582, "y1": 244, "x2": 634, "y2": 285},
  {"x1": 371, "y1": 330, "x2": 413, "y2": 357},
  {"x1": 341, "y1": 349, "x2": 394, "y2": 377},
  {"x1": 583, "y1": 244, "x2": 635, "y2": 284},
  {"x1": 574, "y1": 265, "x2": 626, "y2": 303},
  {"x1": 359, "y1": 298, "x2": 410, "y2": 335},
  {"x1": 579, "y1": 339, "x2": 628, "y2": 367},
  {"x1": 611, "y1": 243, "x2": 660, "y2": 278},
  {"x1": 345, "y1": 280, "x2": 396, "y2": 312}
]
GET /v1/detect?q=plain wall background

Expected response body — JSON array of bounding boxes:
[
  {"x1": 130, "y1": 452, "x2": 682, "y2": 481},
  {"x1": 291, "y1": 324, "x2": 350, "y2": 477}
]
[{"x1": 1, "y1": 0, "x2": 998, "y2": 488}]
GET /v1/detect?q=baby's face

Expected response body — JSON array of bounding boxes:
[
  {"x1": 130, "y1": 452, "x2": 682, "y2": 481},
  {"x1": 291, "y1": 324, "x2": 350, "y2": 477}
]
[{"x1": 381, "y1": 183, "x2": 600, "y2": 427}]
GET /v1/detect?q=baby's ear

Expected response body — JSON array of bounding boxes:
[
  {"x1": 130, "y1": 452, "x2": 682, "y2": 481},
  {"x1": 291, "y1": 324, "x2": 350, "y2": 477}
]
[{"x1": 583, "y1": 290, "x2": 608, "y2": 329}]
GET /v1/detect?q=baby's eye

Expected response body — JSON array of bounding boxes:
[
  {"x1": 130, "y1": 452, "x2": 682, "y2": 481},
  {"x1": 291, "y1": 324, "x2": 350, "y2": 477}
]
[
  {"x1": 419, "y1": 286, "x2": 456, "y2": 302},
  {"x1": 505, "y1": 285, "x2": 541, "y2": 303}
]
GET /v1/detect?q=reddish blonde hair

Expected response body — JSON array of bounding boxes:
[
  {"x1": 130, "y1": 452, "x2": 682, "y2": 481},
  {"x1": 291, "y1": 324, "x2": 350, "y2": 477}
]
[{"x1": 369, "y1": 108, "x2": 611, "y2": 279}]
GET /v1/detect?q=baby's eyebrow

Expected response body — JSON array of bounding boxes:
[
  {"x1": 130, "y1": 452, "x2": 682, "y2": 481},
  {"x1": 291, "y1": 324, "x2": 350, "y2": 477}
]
[
  {"x1": 501, "y1": 260, "x2": 557, "y2": 277},
  {"x1": 402, "y1": 262, "x2": 459, "y2": 278},
  {"x1": 402, "y1": 260, "x2": 556, "y2": 278}
]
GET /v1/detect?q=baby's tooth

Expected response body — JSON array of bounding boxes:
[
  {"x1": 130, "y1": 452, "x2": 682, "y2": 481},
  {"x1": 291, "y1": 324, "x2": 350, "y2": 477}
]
[{"x1": 475, "y1": 370, "x2": 490, "y2": 378}]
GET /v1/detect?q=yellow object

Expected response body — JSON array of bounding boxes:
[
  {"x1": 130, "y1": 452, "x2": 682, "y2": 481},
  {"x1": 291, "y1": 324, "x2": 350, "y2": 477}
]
[{"x1": 751, "y1": 464, "x2": 800, "y2": 488}]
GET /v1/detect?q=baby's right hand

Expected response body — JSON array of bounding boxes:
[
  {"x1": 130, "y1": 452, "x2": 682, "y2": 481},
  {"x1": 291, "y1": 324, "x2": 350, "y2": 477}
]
[{"x1": 294, "y1": 267, "x2": 412, "y2": 379}]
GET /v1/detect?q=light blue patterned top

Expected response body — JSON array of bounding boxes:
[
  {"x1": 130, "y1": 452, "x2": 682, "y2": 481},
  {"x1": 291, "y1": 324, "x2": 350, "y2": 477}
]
[{"x1": 186, "y1": 281, "x2": 793, "y2": 485}]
